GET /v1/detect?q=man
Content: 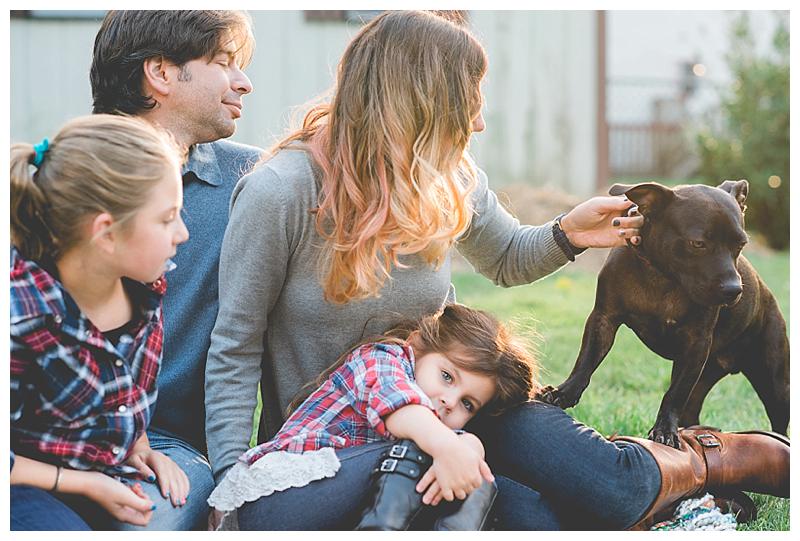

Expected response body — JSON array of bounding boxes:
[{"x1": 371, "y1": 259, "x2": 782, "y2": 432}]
[{"x1": 90, "y1": 10, "x2": 260, "y2": 530}]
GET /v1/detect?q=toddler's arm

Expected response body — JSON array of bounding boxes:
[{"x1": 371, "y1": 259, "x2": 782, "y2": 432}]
[{"x1": 385, "y1": 405, "x2": 493, "y2": 503}]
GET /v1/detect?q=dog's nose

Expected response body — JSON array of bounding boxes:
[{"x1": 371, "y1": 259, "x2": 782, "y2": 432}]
[{"x1": 719, "y1": 282, "x2": 743, "y2": 304}]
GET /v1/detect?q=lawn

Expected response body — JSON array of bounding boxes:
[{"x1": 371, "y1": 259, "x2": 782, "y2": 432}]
[{"x1": 450, "y1": 247, "x2": 790, "y2": 531}]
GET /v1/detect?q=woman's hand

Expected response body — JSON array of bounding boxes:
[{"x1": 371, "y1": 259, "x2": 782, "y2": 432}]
[
  {"x1": 560, "y1": 196, "x2": 643, "y2": 249},
  {"x1": 83, "y1": 471, "x2": 155, "y2": 526},
  {"x1": 415, "y1": 433, "x2": 494, "y2": 506},
  {"x1": 126, "y1": 436, "x2": 190, "y2": 507}
]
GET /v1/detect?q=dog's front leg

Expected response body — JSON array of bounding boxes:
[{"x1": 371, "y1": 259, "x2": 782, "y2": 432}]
[
  {"x1": 538, "y1": 309, "x2": 621, "y2": 409},
  {"x1": 649, "y1": 311, "x2": 719, "y2": 448}
]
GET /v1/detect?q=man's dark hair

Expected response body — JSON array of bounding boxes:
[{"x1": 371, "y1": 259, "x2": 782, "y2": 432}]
[{"x1": 90, "y1": 10, "x2": 254, "y2": 115}]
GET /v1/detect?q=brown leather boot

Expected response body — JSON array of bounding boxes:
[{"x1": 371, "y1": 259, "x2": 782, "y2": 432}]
[{"x1": 612, "y1": 426, "x2": 789, "y2": 530}]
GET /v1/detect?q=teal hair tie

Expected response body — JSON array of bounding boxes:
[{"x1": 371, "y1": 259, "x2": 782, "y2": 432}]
[{"x1": 32, "y1": 138, "x2": 50, "y2": 167}]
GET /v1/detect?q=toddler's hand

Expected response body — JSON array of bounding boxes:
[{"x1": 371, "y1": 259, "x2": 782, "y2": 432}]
[{"x1": 415, "y1": 434, "x2": 493, "y2": 505}]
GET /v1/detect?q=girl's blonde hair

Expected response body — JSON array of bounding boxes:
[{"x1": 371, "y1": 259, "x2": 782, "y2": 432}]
[
  {"x1": 10, "y1": 114, "x2": 181, "y2": 262},
  {"x1": 288, "y1": 304, "x2": 539, "y2": 417},
  {"x1": 266, "y1": 11, "x2": 488, "y2": 304}
]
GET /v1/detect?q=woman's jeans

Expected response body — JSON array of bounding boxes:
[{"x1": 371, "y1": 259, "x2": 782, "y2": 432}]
[{"x1": 238, "y1": 401, "x2": 661, "y2": 530}]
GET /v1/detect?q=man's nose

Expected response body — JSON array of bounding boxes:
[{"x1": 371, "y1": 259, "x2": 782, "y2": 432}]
[{"x1": 232, "y1": 67, "x2": 253, "y2": 95}]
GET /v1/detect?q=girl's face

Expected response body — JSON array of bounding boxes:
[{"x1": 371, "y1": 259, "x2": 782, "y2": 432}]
[
  {"x1": 115, "y1": 164, "x2": 189, "y2": 283},
  {"x1": 414, "y1": 350, "x2": 495, "y2": 429}
]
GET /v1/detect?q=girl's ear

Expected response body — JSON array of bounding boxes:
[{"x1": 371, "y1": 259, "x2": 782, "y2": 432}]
[
  {"x1": 406, "y1": 330, "x2": 420, "y2": 347},
  {"x1": 89, "y1": 212, "x2": 118, "y2": 255}
]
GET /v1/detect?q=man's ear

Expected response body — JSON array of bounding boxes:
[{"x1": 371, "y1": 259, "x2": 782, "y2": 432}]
[
  {"x1": 717, "y1": 179, "x2": 749, "y2": 214},
  {"x1": 89, "y1": 212, "x2": 118, "y2": 255},
  {"x1": 608, "y1": 182, "x2": 675, "y2": 216},
  {"x1": 142, "y1": 56, "x2": 171, "y2": 99}
]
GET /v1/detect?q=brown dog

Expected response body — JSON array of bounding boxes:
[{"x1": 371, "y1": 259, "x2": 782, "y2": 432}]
[{"x1": 538, "y1": 180, "x2": 789, "y2": 448}]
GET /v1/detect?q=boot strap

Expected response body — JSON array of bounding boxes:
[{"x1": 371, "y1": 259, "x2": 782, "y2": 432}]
[
  {"x1": 372, "y1": 440, "x2": 432, "y2": 481},
  {"x1": 381, "y1": 442, "x2": 432, "y2": 467},
  {"x1": 374, "y1": 457, "x2": 425, "y2": 480},
  {"x1": 694, "y1": 432, "x2": 723, "y2": 492}
]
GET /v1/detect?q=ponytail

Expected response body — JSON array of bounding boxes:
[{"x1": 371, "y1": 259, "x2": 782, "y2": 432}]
[{"x1": 10, "y1": 143, "x2": 57, "y2": 261}]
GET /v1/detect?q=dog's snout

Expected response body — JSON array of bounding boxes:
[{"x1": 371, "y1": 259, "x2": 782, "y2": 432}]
[{"x1": 719, "y1": 281, "x2": 743, "y2": 304}]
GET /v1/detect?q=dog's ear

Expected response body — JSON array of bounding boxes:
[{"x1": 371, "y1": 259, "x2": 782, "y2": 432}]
[
  {"x1": 608, "y1": 183, "x2": 634, "y2": 197},
  {"x1": 608, "y1": 182, "x2": 675, "y2": 216},
  {"x1": 717, "y1": 179, "x2": 749, "y2": 214}
]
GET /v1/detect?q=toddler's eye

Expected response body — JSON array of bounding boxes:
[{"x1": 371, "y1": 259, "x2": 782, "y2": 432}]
[
  {"x1": 461, "y1": 399, "x2": 475, "y2": 412},
  {"x1": 441, "y1": 370, "x2": 453, "y2": 383}
]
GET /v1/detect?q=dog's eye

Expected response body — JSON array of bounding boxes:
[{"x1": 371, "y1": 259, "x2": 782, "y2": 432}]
[{"x1": 690, "y1": 240, "x2": 706, "y2": 250}]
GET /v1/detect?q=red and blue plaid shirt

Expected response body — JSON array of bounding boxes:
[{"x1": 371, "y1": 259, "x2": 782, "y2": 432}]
[
  {"x1": 10, "y1": 247, "x2": 165, "y2": 476},
  {"x1": 242, "y1": 342, "x2": 435, "y2": 465}
]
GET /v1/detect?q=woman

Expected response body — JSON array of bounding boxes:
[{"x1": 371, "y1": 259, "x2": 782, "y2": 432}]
[{"x1": 205, "y1": 11, "x2": 788, "y2": 530}]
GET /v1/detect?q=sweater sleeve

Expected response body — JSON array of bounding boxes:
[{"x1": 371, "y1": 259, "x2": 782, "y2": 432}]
[
  {"x1": 205, "y1": 164, "x2": 290, "y2": 483},
  {"x1": 456, "y1": 168, "x2": 571, "y2": 287}
]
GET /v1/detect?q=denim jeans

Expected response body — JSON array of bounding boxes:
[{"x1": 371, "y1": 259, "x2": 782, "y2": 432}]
[
  {"x1": 11, "y1": 485, "x2": 91, "y2": 531},
  {"x1": 467, "y1": 400, "x2": 661, "y2": 529},
  {"x1": 238, "y1": 402, "x2": 661, "y2": 530},
  {"x1": 14, "y1": 430, "x2": 215, "y2": 531}
]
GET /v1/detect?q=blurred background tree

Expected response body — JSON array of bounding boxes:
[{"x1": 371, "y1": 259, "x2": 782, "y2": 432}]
[{"x1": 696, "y1": 13, "x2": 789, "y2": 250}]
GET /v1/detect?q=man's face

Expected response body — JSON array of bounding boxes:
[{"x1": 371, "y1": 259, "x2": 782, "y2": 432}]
[{"x1": 168, "y1": 39, "x2": 253, "y2": 145}]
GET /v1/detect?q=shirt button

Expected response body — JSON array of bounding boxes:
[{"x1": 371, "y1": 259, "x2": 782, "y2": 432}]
[
  {"x1": 153, "y1": 279, "x2": 163, "y2": 288},
  {"x1": 115, "y1": 359, "x2": 124, "y2": 367},
  {"x1": 118, "y1": 405, "x2": 128, "y2": 413},
  {"x1": 53, "y1": 315, "x2": 62, "y2": 324},
  {"x1": 112, "y1": 446, "x2": 122, "y2": 455}
]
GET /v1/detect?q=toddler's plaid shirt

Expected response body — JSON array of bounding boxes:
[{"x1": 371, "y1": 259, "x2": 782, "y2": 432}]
[{"x1": 242, "y1": 342, "x2": 434, "y2": 465}]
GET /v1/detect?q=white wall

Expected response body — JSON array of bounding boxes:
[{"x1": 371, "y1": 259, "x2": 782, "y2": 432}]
[{"x1": 10, "y1": 10, "x2": 600, "y2": 197}]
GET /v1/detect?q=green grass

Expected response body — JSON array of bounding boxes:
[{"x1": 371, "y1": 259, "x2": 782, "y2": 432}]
[{"x1": 451, "y1": 249, "x2": 789, "y2": 531}]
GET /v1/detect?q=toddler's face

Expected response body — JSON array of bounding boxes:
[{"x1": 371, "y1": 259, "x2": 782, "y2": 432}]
[{"x1": 414, "y1": 350, "x2": 495, "y2": 430}]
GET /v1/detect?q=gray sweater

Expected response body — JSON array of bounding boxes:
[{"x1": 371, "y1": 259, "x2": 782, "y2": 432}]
[{"x1": 205, "y1": 148, "x2": 570, "y2": 480}]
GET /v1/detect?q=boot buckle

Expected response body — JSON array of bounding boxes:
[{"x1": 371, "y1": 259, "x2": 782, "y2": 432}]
[
  {"x1": 379, "y1": 458, "x2": 398, "y2": 472},
  {"x1": 696, "y1": 433, "x2": 721, "y2": 448},
  {"x1": 389, "y1": 445, "x2": 408, "y2": 459}
]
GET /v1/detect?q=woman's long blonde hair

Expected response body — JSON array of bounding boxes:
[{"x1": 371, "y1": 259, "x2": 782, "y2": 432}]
[{"x1": 267, "y1": 11, "x2": 488, "y2": 304}]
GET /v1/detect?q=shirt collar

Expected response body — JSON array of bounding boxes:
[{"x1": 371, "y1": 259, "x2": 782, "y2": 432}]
[
  {"x1": 183, "y1": 142, "x2": 222, "y2": 186},
  {"x1": 10, "y1": 247, "x2": 164, "y2": 325}
]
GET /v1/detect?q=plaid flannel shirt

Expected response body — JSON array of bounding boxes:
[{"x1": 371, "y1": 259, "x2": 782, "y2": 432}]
[
  {"x1": 242, "y1": 342, "x2": 434, "y2": 465},
  {"x1": 10, "y1": 247, "x2": 165, "y2": 476}
]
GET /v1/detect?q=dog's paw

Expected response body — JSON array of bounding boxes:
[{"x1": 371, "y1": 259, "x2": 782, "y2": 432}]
[
  {"x1": 536, "y1": 385, "x2": 579, "y2": 409},
  {"x1": 648, "y1": 425, "x2": 682, "y2": 449}
]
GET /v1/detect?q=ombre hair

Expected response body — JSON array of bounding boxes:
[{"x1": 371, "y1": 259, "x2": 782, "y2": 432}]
[
  {"x1": 10, "y1": 114, "x2": 181, "y2": 262},
  {"x1": 287, "y1": 304, "x2": 539, "y2": 417},
  {"x1": 266, "y1": 11, "x2": 488, "y2": 304}
]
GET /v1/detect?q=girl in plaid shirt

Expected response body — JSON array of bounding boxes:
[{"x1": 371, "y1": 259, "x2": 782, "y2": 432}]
[
  {"x1": 10, "y1": 115, "x2": 190, "y2": 530},
  {"x1": 209, "y1": 303, "x2": 538, "y2": 527}
]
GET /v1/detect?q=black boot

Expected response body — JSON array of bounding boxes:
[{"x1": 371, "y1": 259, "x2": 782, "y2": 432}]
[
  {"x1": 355, "y1": 440, "x2": 432, "y2": 530},
  {"x1": 433, "y1": 479, "x2": 498, "y2": 531}
]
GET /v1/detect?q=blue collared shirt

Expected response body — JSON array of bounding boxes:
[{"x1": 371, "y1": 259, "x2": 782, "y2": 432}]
[{"x1": 149, "y1": 139, "x2": 262, "y2": 452}]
